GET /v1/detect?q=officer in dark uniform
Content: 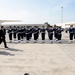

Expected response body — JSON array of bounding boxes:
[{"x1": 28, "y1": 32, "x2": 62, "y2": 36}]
[
  {"x1": 73, "y1": 26, "x2": 75, "y2": 41},
  {"x1": 29, "y1": 26, "x2": 33, "y2": 40},
  {"x1": 53, "y1": 25, "x2": 58, "y2": 41},
  {"x1": 13, "y1": 26, "x2": 17, "y2": 41},
  {"x1": 57, "y1": 26, "x2": 63, "y2": 43},
  {"x1": 33, "y1": 26, "x2": 40, "y2": 43},
  {"x1": 47, "y1": 26, "x2": 54, "y2": 43},
  {"x1": 17, "y1": 26, "x2": 22, "y2": 43},
  {"x1": 21, "y1": 26, "x2": 24, "y2": 41},
  {"x1": 23, "y1": 26, "x2": 26, "y2": 38},
  {"x1": 40, "y1": 26, "x2": 46, "y2": 43},
  {"x1": 25, "y1": 26, "x2": 31, "y2": 43},
  {"x1": 0, "y1": 26, "x2": 8, "y2": 48},
  {"x1": 69, "y1": 25, "x2": 74, "y2": 43},
  {"x1": 8, "y1": 26, "x2": 13, "y2": 43}
]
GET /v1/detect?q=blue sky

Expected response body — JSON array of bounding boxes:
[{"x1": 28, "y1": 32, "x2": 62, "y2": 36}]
[{"x1": 0, "y1": 0, "x2": 75, "y2": 24}]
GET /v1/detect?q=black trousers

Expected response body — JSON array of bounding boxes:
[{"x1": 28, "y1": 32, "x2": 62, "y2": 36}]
[
  {"x1": 3, "y1": 38, "x2": 7, "y2": 47},
  {"x1": 30, "y1": 33, "x2": 32, "y2": 39},
  {"x1": 49, "y1": 33, "x2": 53, "y2": 40},
  {"x1": 70, "y1": 33, "x2": 73, "y2": 40},
  {"x1": 0, "y1": 38, "x2": 7, "y2": 48},
  {"x1": 9, "y1": 33, "x2": 12, "y2": 40},
  {"x1": 21, "y1": 33, "x2": 24, "y2": 39},
  {"x1": 26, "y1": 34, "x2": 30, "y2": 40},
  {"x1": 0, "y1": 38, "x2": 2, "y2": 44},
  {"x1": 58, "y1": 34, "x2": 62, "y2": 40},
  {"x1": 41, "y1": 33, "x2": 45, "y2": 40},
  {"x1": 34, "y1": 33, "x2": 38, "y2": 40},
  {"x1": 24, "y1": 33, "x2": 26, "y2": 37},
  {"x1": 13, "y1": 33, "x2": 16, "y2": 38},
  {"x1": 18, "y1": 33, "x2": 21, "y2": 40},
  {"x1": 74, "y1": 33, "x2": 75, "y2": 39},
  {"x1": 54, "y1": 33, "x2": 58, "y2": 39}
]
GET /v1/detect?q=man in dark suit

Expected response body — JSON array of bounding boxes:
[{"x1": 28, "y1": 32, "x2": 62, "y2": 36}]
[{"x1": 0, "y1": 26, "x2": 8, "y2": 48}]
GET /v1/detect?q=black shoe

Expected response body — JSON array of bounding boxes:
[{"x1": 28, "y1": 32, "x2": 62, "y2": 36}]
[{"x1": 5, "y1": 46, "x2": 8, "y2": 48}]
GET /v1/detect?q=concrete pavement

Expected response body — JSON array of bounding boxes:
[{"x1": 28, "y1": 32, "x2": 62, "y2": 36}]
[{"x1": 0, "y1": 32, "x2": 75, "y2": 75}]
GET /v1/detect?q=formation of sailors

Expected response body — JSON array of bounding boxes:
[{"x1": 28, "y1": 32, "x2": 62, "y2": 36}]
[{"x1": 6, "y1": 25, "x2": 75, "y2": 43}]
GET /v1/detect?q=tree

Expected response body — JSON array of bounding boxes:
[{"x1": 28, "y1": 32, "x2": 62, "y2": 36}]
[{"x1": 44, "y1": 22, "x2": 50, "y2": 28}]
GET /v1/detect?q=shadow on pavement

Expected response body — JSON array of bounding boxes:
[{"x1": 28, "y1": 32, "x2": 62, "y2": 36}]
[
  {"x1": 7, "y1": 48, "x2": 23, "y2": 52},
  {"x1": 0, "y1": 51, "x2": 14, "y2": 56},
  {"x1": 7, "y1": 42, "x2": 18, "y2": 44}
]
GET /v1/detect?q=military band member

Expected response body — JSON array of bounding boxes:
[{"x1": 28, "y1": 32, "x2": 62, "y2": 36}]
[
  {"x1": 8, "y1": 26, "x2": 13, "y2": 43},
  {"x1": 33, "y1": 26, "x2": 40, "y2": 43},
  {"x1": 57, "y1": 26, "x2": 63, "y2": 43},
  {"x1": 13, "y1": 26, "x2": 17, "y2": 41},
  {"x1": 69, "y1": 25, "x2": 74, "y2": 43},
  {"x1": 47, "y1": 26, "x2": 54, "y2": 43},
  {"x1": 40, "y1": 26, "x2": 46, "y2": 43}
]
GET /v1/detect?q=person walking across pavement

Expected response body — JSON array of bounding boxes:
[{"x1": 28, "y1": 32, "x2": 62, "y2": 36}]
[{"x1": 0, "y1": 26, "x2": 8, "y2": 48}]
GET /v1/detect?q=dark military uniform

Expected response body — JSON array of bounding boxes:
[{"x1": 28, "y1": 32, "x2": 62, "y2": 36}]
[
  {"x1": 47, "y1": 27, "x2": 54, "y2": 43},
  {"x1": 23, "y1": 27, "x2": 26, "y2": 37},
  {"x1": 29, "y1": 27, "x2": 33, "y2": 40},
  {"x1": 69, "y1": 27, "x2": 74, "y2": 41},
  {"x1": 21, "y1": 27, "x2": 25, "y2": 41},
  {"x1": 17, "y1": 27, "x2": 22, "y2": 43},
  {"x1": 13, "y1": 27, "x2": 17, "y2": 41},
  {"x1": 40, "y1": 27, "x2": 46, "y2": 43},
  {"x1": 25, "y1": 27, "x2": 31, "y2": 43},
  {"x1": 57, "y1": 27, "x2": 63, "y2": 42},
  {"x1": 8, "y1": 27, "x2": 13, "y2": 42},
  {"x1": 33, "y1": 27, "x2": 40, "y2": 43},
  {"x1": 73, "y1": 27, "x2": 75, "y2": 40},
  {"x1": 54, "y1": 27, "x2": 58, "y2": 40}
]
